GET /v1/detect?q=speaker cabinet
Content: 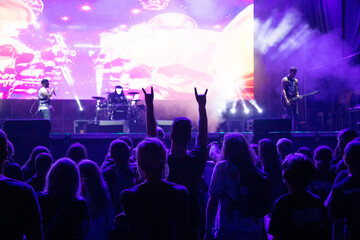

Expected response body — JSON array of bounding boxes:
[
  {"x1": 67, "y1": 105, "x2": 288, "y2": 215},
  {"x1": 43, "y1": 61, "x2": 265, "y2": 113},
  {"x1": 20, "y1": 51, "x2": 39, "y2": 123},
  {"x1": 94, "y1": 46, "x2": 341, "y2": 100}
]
[
  {"x1": 98, "y1": 120, "x2": 129, "y2": 133},
  {"x1": 247, "y1": 119, "x2": 292, "y2": 133},
  {"x1": 247, "y1": 119, "x2": 292, "y2": 144}
]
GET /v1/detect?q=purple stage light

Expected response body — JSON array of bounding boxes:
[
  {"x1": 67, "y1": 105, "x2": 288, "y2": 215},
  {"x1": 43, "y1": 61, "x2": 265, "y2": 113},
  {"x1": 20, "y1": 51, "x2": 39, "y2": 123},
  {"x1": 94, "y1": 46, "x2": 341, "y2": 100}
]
[
  {"x1": 81, "y1": 5, "x2": 92, "y2": 12},
  {"x1": 132, "y1": 8, "x2": 141, "y2": 14},
  {"x1": 61, "y1": 16, "x2": 69, "y2": 21}
]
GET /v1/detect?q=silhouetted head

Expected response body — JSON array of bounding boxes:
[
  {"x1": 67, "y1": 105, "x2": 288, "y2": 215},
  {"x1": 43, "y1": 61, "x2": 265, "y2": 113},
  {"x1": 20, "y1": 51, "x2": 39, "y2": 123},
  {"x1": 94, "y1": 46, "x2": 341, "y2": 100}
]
[
  {"x1": 221, "y1": 132, "x2": 257, "y2": 168},
  {"x1": 344, "y1": 140, "x2": 360, "y2": 173},
  {"x1": 282, "y1": 153, "x2": 316, "y2": 191},
  {"x1": 35, "y1": 153, "x2": 53, "y2": 176},
  {"x1": 78, "y1": 159, "x2": 109, "y2": 211},
  {"x1": 66, "y1": 142, "x2": 88, "y2": 164},
  {"x1": 78, "y1": 160, "x2": 104, "y2": 187},
  {"x1": 156, "y1": 126, "x2": 165, "y2": 142},
  {"x1": 259, "y1": 138, "x2": 279, "y2": 163},
  {"x1": 276, "y1": 138, "x2": 293, "y2": 160},
  {"x1": 0, "y1": 129, "x2": 8, "y2": 168},
  {"x1": 297, "y1": 147, "x2": 313, "y2": 160},
  {"x1": 337, "y1": 128, "x2": 358, "y2": 156},
  {"x1": 313, "y1": 145, "x2": 332, "y2": 163},
  {"x1": 170, "y1": 117, "x2": 192, "y2": 146},
  {"x1": 137, "y1": 138, "x2": 167, "y2": 181},
  {"x1": 45, "y1": 158, "x2": 80, "y2": 200},
  {"x1": 109, "y1": 140, "x2": 131, "y2": 167},
  {"x1": 24, "y1": 146, "x2": 50, "y2": 169},
  {"x1": 117, "y1": 136, "x2": 133, "y2": 149}
]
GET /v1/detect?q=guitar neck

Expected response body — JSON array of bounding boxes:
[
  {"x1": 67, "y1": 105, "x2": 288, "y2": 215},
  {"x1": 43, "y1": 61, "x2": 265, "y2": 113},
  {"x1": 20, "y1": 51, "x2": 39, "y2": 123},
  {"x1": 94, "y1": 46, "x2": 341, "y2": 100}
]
[
  {"x1": 302, "y1": 92, "x2": 317, "y2": 97},
  {"x1": 290, "y1": 90, "x2": 319, "y2": 101}
]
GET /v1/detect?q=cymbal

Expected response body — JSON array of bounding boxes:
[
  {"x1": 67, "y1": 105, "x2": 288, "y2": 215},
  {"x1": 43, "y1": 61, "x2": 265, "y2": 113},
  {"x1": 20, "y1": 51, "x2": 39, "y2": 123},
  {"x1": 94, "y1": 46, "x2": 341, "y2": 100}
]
[
  {"x1": 127, "y1": 91, "x2": 139, "y2": 95},
  {"x1": 92, "y1": 96, "x2": 105, "y2": 100}
]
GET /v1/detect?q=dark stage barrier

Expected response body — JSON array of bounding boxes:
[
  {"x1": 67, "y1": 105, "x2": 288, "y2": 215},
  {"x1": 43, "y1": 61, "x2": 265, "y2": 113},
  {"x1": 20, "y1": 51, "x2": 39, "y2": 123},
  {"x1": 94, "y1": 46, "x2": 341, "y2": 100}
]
[
  {"x1": 49, "y1": 132, "x2": 338, "y2": 166},
  {"x1": 246, "y1": 118, "x2": 292, "y2": 143},
  {"x1": 3, "y1": 119, "x2": 51, "y2": 165}
]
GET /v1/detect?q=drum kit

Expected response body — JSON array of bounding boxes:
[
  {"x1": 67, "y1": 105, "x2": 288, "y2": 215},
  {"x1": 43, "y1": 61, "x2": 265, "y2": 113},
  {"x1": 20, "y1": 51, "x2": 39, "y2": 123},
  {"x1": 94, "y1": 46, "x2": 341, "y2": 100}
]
[{"x1": 92, "y1": 91, "x2": 144, "y2": 122}]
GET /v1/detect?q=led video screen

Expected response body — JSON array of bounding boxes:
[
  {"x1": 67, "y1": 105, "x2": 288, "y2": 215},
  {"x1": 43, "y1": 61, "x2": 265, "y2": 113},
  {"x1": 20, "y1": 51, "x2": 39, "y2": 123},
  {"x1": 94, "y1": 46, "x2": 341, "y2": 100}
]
[{"x1": 0, "y1": 0, "x2": 253, "y2": 100}]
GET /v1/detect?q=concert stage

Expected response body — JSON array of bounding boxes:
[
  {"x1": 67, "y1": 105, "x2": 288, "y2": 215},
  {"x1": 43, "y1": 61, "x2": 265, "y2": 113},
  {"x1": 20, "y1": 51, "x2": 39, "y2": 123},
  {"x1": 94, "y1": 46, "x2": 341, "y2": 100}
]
[{"x1": 0, "y1": 0, "x2": 359, "y2": 167}]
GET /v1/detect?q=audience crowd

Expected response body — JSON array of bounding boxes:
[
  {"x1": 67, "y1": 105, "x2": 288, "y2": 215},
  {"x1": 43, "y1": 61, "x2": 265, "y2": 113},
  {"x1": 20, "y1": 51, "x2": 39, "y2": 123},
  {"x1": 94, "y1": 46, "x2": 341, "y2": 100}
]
[{"x1": 0, "y1": 87, "x2": 359, "y2": 240}]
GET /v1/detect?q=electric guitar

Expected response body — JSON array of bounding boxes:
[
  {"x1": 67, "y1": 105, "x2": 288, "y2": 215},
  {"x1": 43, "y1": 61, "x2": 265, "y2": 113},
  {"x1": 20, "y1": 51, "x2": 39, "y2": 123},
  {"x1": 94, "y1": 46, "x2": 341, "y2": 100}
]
[{"x1": 282, "y1": 90, "x2": 320, "y2": 106}]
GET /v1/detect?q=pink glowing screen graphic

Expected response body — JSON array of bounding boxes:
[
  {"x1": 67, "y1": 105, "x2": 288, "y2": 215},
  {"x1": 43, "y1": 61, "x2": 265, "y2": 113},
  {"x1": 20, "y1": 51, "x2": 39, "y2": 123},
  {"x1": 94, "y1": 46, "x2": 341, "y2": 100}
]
[{"x1": 0, "y1": 0, "x2": 254, "y2": 100}]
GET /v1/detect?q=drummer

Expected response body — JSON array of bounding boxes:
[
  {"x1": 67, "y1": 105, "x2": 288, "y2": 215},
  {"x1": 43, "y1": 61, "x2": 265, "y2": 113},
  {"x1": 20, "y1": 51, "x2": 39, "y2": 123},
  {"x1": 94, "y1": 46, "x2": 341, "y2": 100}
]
[{"x1": 108, "y1": 85, "x2": 128, "y2": 105}]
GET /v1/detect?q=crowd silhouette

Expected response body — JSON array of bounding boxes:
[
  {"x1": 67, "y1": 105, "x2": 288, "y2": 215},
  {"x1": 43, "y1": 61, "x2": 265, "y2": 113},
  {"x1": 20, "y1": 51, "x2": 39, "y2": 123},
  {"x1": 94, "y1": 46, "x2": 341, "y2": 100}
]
[{"x1": 0, "y1": 87, "x2": 359, "y2": 240}]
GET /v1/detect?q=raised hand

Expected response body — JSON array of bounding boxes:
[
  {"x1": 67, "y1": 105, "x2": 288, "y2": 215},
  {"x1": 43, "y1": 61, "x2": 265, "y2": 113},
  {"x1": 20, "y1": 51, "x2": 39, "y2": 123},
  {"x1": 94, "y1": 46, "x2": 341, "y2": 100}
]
[
  {"x1": 142, "y1": 87, "x2": 154, "y2": 105},
  {"x1": 195, "y1": 87, "x2": 208, "y2": 107}
]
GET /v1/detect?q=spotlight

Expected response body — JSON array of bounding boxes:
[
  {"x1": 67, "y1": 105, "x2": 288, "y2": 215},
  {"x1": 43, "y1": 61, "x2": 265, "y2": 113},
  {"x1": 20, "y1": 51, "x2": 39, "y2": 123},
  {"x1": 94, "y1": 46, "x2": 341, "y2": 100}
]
[
  {"x1": 258, "y1": 108, "x2": 263, "y2": 113},
  {"x1": 230, "y1": 108, "x2": 236, "y2": 114},
  {"x1": 244, "y1": 108, "x2": 250, "y2": 114},
  {"x1": 61, "y1": 16, "x2": 69, "y2": 21},
  {"x1": 81, "y1": 5, "x2": 92, "y2": 11},
  {"x1": 132, "y1": 8, "x2": 141, "y2": 14}
]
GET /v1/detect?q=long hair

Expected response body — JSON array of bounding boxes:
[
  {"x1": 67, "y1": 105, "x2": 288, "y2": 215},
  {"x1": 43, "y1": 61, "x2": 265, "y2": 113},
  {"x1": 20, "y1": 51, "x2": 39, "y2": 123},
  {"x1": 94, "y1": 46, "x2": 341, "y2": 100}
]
[
  {"x1": 22, "y1": 146, "x2": 50, "y2": 170},
  {"x1": 109, "y1": 140, "x2": 131, "y2": 169},
  {"x1": 221, "y1": 133, "x2": 258, "y2": 168},
  {"x1": 78, "y1": 160, "x2": 110, "y2": 217},
  {"x1": 259, "y1": 138, "x2": 281, "y2": 178},
  {"x1": 45, "y1": 158, "x2": 80, "y2": 201}
]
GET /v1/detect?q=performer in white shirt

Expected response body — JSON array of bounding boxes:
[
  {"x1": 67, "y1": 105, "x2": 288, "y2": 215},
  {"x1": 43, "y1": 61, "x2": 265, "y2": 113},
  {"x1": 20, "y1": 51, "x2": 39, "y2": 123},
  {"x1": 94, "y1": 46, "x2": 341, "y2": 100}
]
[{"x1": 38, "y1": 79, "x2": 55, "y2": 120}]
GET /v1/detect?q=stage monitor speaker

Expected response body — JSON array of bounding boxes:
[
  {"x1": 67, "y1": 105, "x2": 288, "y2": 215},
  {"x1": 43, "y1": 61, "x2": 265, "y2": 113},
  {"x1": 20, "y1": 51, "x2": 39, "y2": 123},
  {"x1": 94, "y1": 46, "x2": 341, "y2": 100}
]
[
  {"x1": 157, "y1": 120, "x2": 173, "y2": 133},
  {"x1": 98, "y1": 120, "x2": 129, "y2": 133},
  {"x1": 217, "y1": 120, "x2": 244, "y2": 132},
  {"x1": 3, "y1": 119, "x2": 51, "y2": 165},
  {"x1": 247, "y1": 119, "x2": 292, "y2": 133},
  {"x1": 74, "y1": 120, "x2": 90, "y2": 134}
]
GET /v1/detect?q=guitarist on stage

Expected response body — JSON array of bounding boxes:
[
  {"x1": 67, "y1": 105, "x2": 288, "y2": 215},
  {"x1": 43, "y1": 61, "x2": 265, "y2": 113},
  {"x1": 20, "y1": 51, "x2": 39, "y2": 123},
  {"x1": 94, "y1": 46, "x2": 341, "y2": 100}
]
[{"x1": 282, "y1": 66, "x2": 302, "y2": 131}]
